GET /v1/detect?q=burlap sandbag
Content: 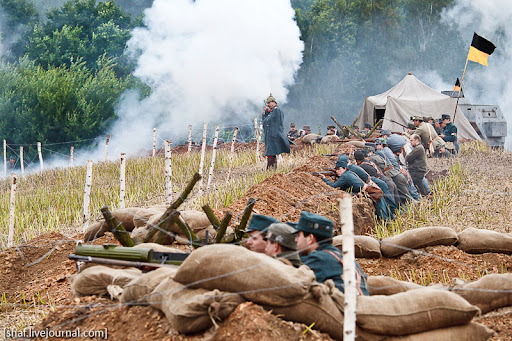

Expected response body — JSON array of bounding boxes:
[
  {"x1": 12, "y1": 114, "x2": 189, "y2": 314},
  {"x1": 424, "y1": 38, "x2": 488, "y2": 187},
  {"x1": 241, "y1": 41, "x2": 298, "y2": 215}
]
[
  {"x1": 174, "y1": 244, "x2": 316, "y2": 306},
  {"x1": 380, "y1": 227, "x2": 458, "y2": 258},
  {"x1": 385, "y1": 322, "x2": 494, "y2": 341},
  {"x1": 265, "y1": 284, "x2": 345, "y2": 340},
  {"x1": 321, "y1": 135, "x2": 339, "y2": 144},
  {"x1": 333, "y1": 235, "x2": 382, "y2": 258},
  {"x1": 348, "y1": 140, "x2": 366, "y2": 148},
  {"x1": 151, "y1": 278, "x2": 245, "y2": 334},
  {"x1": 451, "y1": 273, "x2": 512, "y2": 313},
  {"x1": 83, "y1": 220, "x2": 108, "y2": 242},
  {"x1": 133, "y1": 207, "x2": 166, "y2": 228},
  {"x1": 120, "y1": 267, "x2": 178, "y2": 304},
  {"x1": 130, "y1": 226, "x2": 151, "y2": 244},
  {"x1": 110, "y1": 207, "x2": 140, "y2": 231},
  {"x1": 69, "y1": 266, "x2": 142, "y2": 297},
  {"x1": 456, "y1": 228, "x2": 512, "y2": 254},
  {"x1": 367, "y1": 276, "x2": 423, "y2": 296},
  {"x1": 133, "y1": 243, "x2": 187, "y2": 253},
  {"x1": 356, "y1": 288, "x2": 480, "y2": 336},
  {"x1": 302, "y1": 134, "x2": 321, "y2": 144}
]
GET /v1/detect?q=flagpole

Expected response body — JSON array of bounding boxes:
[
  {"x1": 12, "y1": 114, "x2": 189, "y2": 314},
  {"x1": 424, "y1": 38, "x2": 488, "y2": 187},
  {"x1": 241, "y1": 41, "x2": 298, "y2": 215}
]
[{"x1": 453, "y1": 55, "x2": 470, "y2": 122}]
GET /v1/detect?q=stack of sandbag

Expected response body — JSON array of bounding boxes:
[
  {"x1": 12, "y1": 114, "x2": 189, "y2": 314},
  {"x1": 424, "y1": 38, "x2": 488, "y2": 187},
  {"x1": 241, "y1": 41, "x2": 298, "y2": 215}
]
[
  {"x1": 451, "y1": 273, "x2": 512, "y2": 313},
  {"x1": 380, "y1": 227, "x2": 458, "y2": 257},
  {"x1": 68, "y1": 265, "x2": 142, "y2": 297},
  {"x1": 333, "y1": 235, "x2": 381, "y2": 258},
  {"x1": 366, "y1": 276, "x2": 423, "y2": 296},
  {"x1": 321, "y1": 135, "x2": 340, "y2": 144},
  {"x1": 356, "y1": 288, "x2": 493, "y2": 340},
  {"x1": 456, "y1": 228, "x2": 512, "y2": 254},
  {"x1": 172, "y1": 244, "x2": 348, "y2": 338},
  {"x1": 120, "y1": 266, "x2": 178, "y2": 304}
]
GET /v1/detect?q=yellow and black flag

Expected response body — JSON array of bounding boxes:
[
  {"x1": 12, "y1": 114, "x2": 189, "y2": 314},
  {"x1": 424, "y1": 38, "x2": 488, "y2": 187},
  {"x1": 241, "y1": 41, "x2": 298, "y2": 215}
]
[
  {"x1": 467, "y1": 32, "x2": 496, "y2": 66},
  {"x1": 453, "y1": 78, "x2": 461, "y2": 91}
]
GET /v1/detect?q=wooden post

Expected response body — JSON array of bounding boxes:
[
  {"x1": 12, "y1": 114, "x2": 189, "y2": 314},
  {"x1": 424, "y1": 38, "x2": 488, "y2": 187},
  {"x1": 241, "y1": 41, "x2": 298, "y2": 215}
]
[
  {"x1": 152, "y1": 128, "x2": 157, "y2": 157},
  {"x1": 226, "y1": 127, "x2": 239, "y2": 181},
  {"x1": 101, "y1": 206, "x2": 134, "y2": 247},
  {"x1": 254, "y1": 117, "x2": 260, "y2": 161},
  {"x1": 202, "y1": 204, "x2": 221, "y2": 230},
  {"x1": 3, "y1": 139, "x2": 6, "y2": 177},
  {"x1": 188, "y1": 125, "x2": 192, "y2": 153},
  {"x1": 105, "y1": 134, "x2": 110, "y2": 161},
  {"x1": 20, "y1": 146, "x2": 24, "y2": 174},
  {"x1": 120, "y1": 153, "x2": 126, "y2": 209},
  {"x1": 70, "y1": 146, "x2": 74, "y2": 166},
  {"x1": 83, "y1": 160, "x2": 93, "y2": 232},
  {"x1": 340, "y1": 195, "x2": 356, "y2": 341},
  {"x1": 198, "y1": 123, "x2": 207, "y2": 196},
  {"x1": 37, "y1": 142, "x2": 44, "y2": 171},
  {"x1": 165, "y1": 140, "x2": 173, "y2": 205},
  {"x1": 7, "y1": 174, "x2": 17, "y2": 247},
  {"x1": 215, "y1": 211, "x2": 233, "y2": 243},
  {"x1": 206, "y1": 125, "x2": 219, "y2": 192}
]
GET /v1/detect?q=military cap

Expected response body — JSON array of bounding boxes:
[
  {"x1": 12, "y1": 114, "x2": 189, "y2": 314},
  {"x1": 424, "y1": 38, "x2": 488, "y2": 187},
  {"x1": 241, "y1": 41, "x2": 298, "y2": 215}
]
[
  {"x1": 303, "y1": 125, "x2": 311, "y2": 131},
  {"x1": 354, "y1": 150, "x2": 365, "y2": 161},
  {"x1": 441, "y1": 114, "x2": 451, "y2": 120},
  {"x1": 411, "y1": 115, "x2": 423, "y2": 121},
  {"x1": 407, "y1": 122, "x2": 415, "y2": 129},
  {"x1": 424, "y1": 116, "x2": 434, "y2": 122},
  {"x1": 374, "y1": 138, "x2": 386, "y2": 145},
  {"x1": 335, "y1": 154, "x2": 348, "y2": 168},
  {"x1": 266, "y1": 93, "x2": 276, "y2": 104},
  {"x1": 380, "y1": 129, "x2": 391, "y2": 136},
  {"x1": 364, "y1": 123, "x2": 372, "y2": 129},
  {"x1": 365, "y1": 142, "x2": 376, "y2": 150},
  {"x1": 353, "y1": 125, "x2": 359, "y2": 130},
  {"x1": 290, "y1": 122, "x2": 296, "y2": 128},
  {"x1": 266, "y1": 223, "x2": 297, "y2": 250},
  {"x1": 293, "y1": 211, "x2": 334, "y2": 238},
  {"x1": 327, "y1": 125, "x2": 336, "y2": 130},
  {"x1": 246, "y1": 214, "x2": 279, "y2": 233}
]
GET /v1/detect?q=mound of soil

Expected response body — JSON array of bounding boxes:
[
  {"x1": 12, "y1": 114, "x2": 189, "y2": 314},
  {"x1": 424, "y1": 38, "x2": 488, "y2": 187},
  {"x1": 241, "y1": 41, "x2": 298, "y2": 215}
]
[{"x1": 224, "y1": 155, "x2": 375, "y2": 236}]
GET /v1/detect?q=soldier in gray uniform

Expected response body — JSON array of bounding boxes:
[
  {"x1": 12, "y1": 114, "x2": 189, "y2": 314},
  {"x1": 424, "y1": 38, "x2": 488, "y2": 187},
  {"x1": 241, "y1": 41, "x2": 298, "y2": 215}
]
[{"x1": 265, "y1": 223, "x2": 302, "y2": 268}]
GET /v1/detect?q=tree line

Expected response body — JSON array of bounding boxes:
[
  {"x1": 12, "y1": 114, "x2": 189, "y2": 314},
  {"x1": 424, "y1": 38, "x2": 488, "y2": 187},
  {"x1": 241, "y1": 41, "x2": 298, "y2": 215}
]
[{"x1": 0, "y1": 0, "x2": 466, "y2": 160}]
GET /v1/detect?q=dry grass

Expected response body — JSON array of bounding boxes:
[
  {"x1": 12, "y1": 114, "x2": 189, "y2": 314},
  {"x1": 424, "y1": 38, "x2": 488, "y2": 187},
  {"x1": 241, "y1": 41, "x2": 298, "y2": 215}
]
[
  {"x1": 375, "y1": 140, "x2": 512, "y2": 238},
  {"x1": 0, "y1": 144, "x2": 338, "y2": 248}
]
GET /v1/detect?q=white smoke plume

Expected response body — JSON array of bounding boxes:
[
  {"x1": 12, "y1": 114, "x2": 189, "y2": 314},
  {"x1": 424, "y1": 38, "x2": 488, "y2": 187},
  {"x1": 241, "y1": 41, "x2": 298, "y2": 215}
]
[
  {"x1": 102, "y1": 0, "x2": 303, "y2": 158},
  {"x1": 441, "y1": 0, "x2": 512, "y2": 145}
]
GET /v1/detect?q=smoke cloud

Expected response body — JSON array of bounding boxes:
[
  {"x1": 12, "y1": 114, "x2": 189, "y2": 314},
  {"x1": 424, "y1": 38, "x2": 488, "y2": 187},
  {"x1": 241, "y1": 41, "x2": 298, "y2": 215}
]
[{"x1": 103, "y1": 0, "x2": 303, "y2": 157}]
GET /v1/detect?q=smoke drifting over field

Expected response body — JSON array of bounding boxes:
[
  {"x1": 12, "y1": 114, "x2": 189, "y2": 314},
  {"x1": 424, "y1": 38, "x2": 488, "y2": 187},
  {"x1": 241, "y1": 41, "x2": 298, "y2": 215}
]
[{"x1": 105, "y1": 0, "x2": 303, "y2": 157}]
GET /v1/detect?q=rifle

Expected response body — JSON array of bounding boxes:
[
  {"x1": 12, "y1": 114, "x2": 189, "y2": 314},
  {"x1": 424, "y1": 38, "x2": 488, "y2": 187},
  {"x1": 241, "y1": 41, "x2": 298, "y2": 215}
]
[
  {"x1": 69, "y1": 243, "x2": 189, "y2": 272},
  {"x1": 310, "y1": 170, "x2": 337, "y2": 177},
  {"x1": 383, "y1": 117, "x2": 408, "y2": 129}
]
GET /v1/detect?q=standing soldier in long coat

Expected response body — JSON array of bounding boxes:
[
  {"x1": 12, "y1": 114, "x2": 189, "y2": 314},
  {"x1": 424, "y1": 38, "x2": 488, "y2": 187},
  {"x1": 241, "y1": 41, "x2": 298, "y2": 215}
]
[{"x1": 262, "y1": 94, "x2": 290, "y2": 169}]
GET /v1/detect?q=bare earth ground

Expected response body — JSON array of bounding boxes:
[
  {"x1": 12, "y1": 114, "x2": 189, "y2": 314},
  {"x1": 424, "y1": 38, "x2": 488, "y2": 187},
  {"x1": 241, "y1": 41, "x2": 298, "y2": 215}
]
[{"x1": 1, "y1": 142, "x2": 512, "y2": 340}]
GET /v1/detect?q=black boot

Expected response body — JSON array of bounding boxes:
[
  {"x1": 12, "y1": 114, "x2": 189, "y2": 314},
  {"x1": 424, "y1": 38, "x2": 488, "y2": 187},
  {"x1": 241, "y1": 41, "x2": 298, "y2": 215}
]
[{"x1": 267, "y1": 155, "x2": 277, "y2": 170}]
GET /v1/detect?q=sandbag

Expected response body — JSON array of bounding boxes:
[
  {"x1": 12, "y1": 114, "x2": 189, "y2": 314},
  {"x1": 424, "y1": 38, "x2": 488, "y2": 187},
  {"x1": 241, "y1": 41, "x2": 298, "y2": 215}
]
[
  {"x1": 110, "y1": 207, "x2": 141, "y2": 231},
  {"x1": 456, "y1": 228, "x2": 512, "y2": 254},
  {"x1": 69, "y1": 266, "x2": 142, "y2": 297},
  {"x1": 356, "y1": 288, "x2": 480, "y2": 336},
  {"x1": 302, "y1": 134, "x2": 321, "y2": 144},
  {"x1": 120, "y1": 267, "x2": 178, "y2": 304},
  {"x1": 151, "y1": 278, "x2": 245, "y2": 334},
  {"x1": 83, "y1": 220, "x2": 108, "y2": 242},
  {"x1": 133, "y1": 243, "x2": 187, "y2": 253},
  {"x1": 385, "y1": 322, "x2": 494, "y2": 341},
  {"x1": 348, "y1": 140, "x2": 366, "y2": 148},
  {"x1": 130, "y1": 226, "x2": 151, "y2": 244},
  {"x1": 451, "y1": 273, "x2": 512, "y2": 313},
  {"x1": 333, "y1": 235, "x2": 382, "y2": 258},
  {"x1": 265, "y1": 284, "x2": 344, "y2": 340},
  {"x1": 321, "y1": 135, "x2": 339, "y2": 144},
  {"x1": 367, "y1": 276, "x2": 423, "y2": 296},
  {"x1": 174, "y1": 244, "x2": 316, "y2": 306},
  {"x1": 380, "y1": 227, "x2": 458, "y2": 258},
  {"x1": 133, "y1": 207, "x2": 166, "y2": 228}
]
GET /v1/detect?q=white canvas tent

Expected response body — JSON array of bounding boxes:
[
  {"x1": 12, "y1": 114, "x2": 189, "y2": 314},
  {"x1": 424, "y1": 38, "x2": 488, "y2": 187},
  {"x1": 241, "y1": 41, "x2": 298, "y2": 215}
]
[{"x1": 354, "y1": 73, "x2": 481, "y2": 140}]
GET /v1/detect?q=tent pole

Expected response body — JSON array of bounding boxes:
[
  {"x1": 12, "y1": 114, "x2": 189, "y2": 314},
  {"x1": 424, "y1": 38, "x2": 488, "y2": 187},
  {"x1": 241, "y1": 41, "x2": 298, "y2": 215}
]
[{"x1": 453, "y1": 56, "x2": 469, "y2": 122}]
